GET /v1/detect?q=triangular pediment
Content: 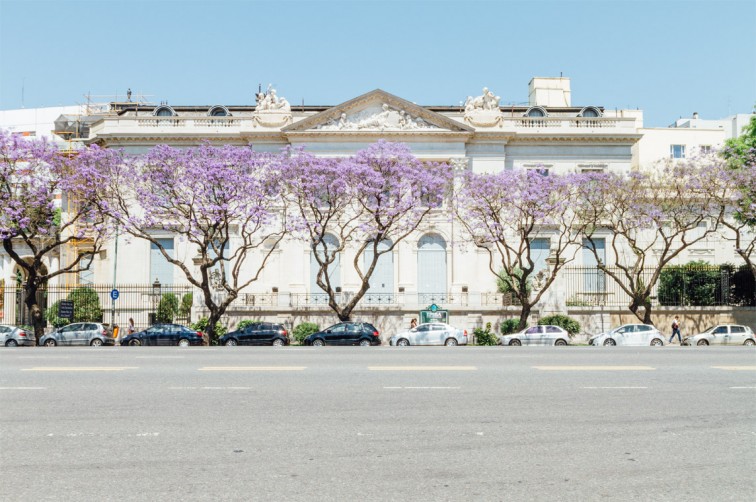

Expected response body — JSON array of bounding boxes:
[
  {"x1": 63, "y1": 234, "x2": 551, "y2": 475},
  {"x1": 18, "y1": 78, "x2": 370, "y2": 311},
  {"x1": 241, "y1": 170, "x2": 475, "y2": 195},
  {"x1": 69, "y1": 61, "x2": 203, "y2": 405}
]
[{"x1": 282, "y1": 89, "x2": 473, "y2": 134}]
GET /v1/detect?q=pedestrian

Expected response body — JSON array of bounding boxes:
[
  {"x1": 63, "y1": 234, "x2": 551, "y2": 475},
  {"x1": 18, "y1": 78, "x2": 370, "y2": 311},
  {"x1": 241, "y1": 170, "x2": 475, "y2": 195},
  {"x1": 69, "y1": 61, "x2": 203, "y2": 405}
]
[
  {"x1": 410, "y1": 318, "x2": 417, "y2": 329},
  {"x1": 669, "y1": 315, "x2": 681, "y2": 344},
  {"x1": 128, "y1": 317, "x2": 135, "y2": 335}
]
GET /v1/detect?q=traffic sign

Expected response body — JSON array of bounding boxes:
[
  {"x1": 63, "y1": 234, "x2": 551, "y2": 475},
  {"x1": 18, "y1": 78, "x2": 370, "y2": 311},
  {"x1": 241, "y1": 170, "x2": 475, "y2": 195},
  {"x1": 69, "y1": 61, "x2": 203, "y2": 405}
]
[{"x1": 110, "y1": 289, "x2": 120, "y2": 301}]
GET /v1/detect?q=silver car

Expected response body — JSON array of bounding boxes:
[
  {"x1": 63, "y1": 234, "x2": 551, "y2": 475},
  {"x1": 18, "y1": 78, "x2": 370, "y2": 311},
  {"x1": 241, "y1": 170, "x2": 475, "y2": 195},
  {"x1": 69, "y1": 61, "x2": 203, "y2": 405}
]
[
  {"x1": 0, "y1": 324, "x2": 35, "y2": 347},
  {"x1": 390, "y1": 323, "x2": 468, "y2": 346},
  {"x1": 39, "y1": 322, "x2": 114, "y2": 347},
  {"x1": 682, "y1": 325, "x2": 756, "y2": 346},
  {"x1": 499, "y1": 325, "x2": 571, "y2": 346},
  {"x1": 589, "y1": 324, "x2": 665, "y2": 347}
]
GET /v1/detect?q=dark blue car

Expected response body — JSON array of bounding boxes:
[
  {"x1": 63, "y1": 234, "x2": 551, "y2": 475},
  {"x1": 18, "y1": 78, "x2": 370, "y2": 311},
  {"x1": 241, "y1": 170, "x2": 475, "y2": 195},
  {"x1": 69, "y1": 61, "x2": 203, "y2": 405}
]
[{"x1": 120, "y1": 323, "x2": 204, "y2": 347}]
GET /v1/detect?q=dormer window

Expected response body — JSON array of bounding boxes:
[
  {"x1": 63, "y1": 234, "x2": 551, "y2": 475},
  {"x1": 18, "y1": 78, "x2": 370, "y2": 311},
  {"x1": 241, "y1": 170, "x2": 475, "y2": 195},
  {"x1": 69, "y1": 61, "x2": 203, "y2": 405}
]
[
  {"x1": 524, "y1": 106, "x2": 548, "y2": 118},
  {"x1": 153, "y1": 105, "x2": 176, "y2": 117},
  {"x1": 208, "y1": 105, "x2": 230, "y2": 117},
  {"x1": 578, "y1": 106, "x2": 601, "y2": 118}
]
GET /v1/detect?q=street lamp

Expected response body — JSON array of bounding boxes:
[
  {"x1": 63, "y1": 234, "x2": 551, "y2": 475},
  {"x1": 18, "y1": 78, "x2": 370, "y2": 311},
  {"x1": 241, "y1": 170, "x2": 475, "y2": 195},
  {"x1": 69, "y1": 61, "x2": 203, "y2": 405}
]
[{"x1": 152, "y1": 278, "x2": 161, "y2": 325}]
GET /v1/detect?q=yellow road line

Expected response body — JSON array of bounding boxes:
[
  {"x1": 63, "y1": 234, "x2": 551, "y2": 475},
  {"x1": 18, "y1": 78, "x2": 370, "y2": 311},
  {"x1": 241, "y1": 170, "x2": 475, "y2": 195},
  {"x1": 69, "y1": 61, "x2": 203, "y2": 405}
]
[
  {"x1": 368, "y1": 366, "x2": 477, "y2": 371},
  {"x1": 711, "y1": 366, "x2": 756, "y2": 371},
  {"x1": 533, "y1": 366, "x2": 655, "y2": 371},
  {"x1": 21, "y1": 367, "x2": 138, "y2": 372},
  {"x1": 198, "y1": 366, "x2": 306, "y2": 371}
]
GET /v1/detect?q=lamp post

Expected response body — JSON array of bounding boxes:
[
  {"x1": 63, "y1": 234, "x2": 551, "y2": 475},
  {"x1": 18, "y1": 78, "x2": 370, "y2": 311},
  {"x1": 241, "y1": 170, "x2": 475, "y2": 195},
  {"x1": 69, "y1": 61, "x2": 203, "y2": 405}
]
[{"x1": 152, "y1": 278, "x2": 161, "y2": 325}]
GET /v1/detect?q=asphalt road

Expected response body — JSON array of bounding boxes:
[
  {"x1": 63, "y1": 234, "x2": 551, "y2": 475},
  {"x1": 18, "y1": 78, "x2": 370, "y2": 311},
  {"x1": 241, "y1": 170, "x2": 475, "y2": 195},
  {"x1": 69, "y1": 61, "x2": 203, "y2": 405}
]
[{"x1": 1, "y1": 346, "x2": 754, "y2": 501}]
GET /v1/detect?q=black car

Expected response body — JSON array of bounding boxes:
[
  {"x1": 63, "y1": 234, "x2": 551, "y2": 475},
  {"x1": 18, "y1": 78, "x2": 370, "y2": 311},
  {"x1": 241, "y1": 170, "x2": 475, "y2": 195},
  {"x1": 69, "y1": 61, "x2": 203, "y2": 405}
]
[
  {"x1": 120, "y1": 323, "x2": 204, "y2": 347},
  {"x1": 219, "y1": 322, "x2": 290, "y2": 346},
  {"x1": 304, "y1": 322, "x2": 381, "y2": 346}
]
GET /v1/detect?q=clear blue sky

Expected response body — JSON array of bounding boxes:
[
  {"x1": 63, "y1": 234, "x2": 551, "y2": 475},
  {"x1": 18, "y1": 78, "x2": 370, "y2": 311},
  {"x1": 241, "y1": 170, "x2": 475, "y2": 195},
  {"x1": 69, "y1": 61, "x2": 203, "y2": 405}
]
[{"x1": 1, "y1": 0, "x2": 753, "y2": 127}]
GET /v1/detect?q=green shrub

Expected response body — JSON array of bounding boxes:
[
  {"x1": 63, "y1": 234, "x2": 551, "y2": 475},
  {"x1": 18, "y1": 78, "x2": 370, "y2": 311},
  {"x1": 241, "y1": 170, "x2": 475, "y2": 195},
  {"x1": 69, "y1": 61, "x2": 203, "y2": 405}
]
[
  {"x1": 474, "y1": 322, "x2": 499, "y2": 346},
  {"x1": 500, "y1": 319, "x2": 520, "y2": 335},
  {"x1": 179, "y1": 293, "x2": 193, "y2": 320},
  {"x1": 67, "y1": 287, "x2": 102, "y2": 322},
  {"x1": 292, "y1": 322, "x2": 320, "y2": 344},
  {"x1": 538, "y1": 314, "x2": 580, "y2": 335},
  {"x1": 190, "y1": 317, "x2": 227, "y2": 345},
  {"x1": 156, "y1": 293, "x2": 179, "y2": 323}
]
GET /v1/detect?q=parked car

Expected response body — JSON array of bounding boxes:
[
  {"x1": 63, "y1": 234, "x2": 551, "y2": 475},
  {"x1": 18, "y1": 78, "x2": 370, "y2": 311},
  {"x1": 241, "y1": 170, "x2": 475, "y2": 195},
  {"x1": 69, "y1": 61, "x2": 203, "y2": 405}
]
[
  {"x1": 303, "y1": 322, "x2": 381, "y2": 346},
  {"x1": 588, "y1": 324, "x2": 665, "y2": 347},
  {"x1": 219, "y1": 322, "x2": 290, "y2": 346},
  {"x1": 120, "y1": 323, "x2": 204, "y2": 347},
  {"x1": 682, "y1": 325, "x2": 756, "y2": 346},
  {"x1": 390, "y1": 322, "x2": 468, "y2": 346},
  {"x1": 0, "y1": 324, "x2": 35, "y2": 347},
  {"x1": 39, "y1": 322, "x2": 114, "y2": 347},
  {"x1": 499, "y1": 325, "x2": 571, "y2": 346}
]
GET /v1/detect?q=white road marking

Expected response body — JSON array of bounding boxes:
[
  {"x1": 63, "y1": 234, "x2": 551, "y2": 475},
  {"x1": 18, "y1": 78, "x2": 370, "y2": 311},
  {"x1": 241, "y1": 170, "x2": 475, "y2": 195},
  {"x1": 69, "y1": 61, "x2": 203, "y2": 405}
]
[
  {"x1": 169, "y1": 386, "x2": 253, "y2": 390},
  {"x1": 21, "y1": 366, "x2": 138, "y2": 371},
  {"x1": 712, "y1": 366, "x2": 756, "y2": 371},
  {"x1": 383, "y1": 386, "x2": 461, "y2": 389},
  {"x1": 0, "y1": 386, "x2": 47, "y2": 390},
  {"x1": 582, "y1": 386, "x2": 648, "y2": 389},
  {"x1": 369, "y1": 366, "x2": 477, "y2": 371},
  {"x1": 534, "y1": 366, "x2": 655, "y2": 371},
  {"x1": 136, "y1": 356, "x2": 185, "y2": 359},
  {"x1": 729, "y1": 386, "x2": 756, "y2": 389},
  {"x1": 198, "y1": 366, "x2": 306, "y2": 371},
  {"x1": 17, "y1": 356, "x2": 71, "y2": 359}
]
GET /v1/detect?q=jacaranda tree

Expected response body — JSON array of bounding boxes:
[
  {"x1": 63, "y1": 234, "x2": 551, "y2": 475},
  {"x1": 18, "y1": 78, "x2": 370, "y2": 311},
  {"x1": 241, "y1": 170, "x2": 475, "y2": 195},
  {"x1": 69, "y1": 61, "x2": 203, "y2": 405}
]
[
  {"x1": 455, "y1": 169, "x2": 588, "y2": 329},
  {"x1": 102, "y1": 144, "x2": 287, "y2": 344},
  {"x1": 281, "y1": 141, "x2": 451, "y2": 321},
  {"x1": 0, "y1": 130, "x2": 115, "y2": 341}
]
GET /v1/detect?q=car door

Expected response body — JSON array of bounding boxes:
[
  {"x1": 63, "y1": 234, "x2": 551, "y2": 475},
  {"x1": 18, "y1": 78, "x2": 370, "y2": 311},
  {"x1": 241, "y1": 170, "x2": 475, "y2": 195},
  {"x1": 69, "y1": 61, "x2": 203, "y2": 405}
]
[
  {"x1": 710, "y1": 325, "x2": 728, "y2": 345},
  {"x1": 82, "y1": 323, "x2": 99, "y2": 345},
  {"x1": 259, "y1": 323, "x2": 276, "y2": 345},
  {"x1": 324, "y1": 324, "x2": 345, "y2": 345},
  {"x1": 412, "y1": 324, "x2": 431, "y2": 345},
  {"x1": 240, "y1": 323, "x2": 260, "y2": 345},
  {"x1": 0, "y1": 326, "x2": 10, "y2": 344},
  {"x1": 522, "y1": 326, "x2": 542, "y2": 346},
  {"x1": 635, "y1": 325, "x2": 655, "y2": 345},
  {"x1": 344, "y1": 323, "x2": 363, "y2": 345},
  {"x1": 428, "y1": 324, "x2": 445, "y2": 345},
  {"x1": 545, "y1": 326, "x2": 564, "y2": 345},
  {"x1": 612, "y1": 325, "x2": 633, "y2": 346},
  {"x1": 160, "y1": 325, "x2": 178, "y2": 346},
  {"x1": 59, "y1": 324, "x2": 81, "y2": 345},
  {"x1": 729, "y1": 326, "x2": 747, "y2": 345}
]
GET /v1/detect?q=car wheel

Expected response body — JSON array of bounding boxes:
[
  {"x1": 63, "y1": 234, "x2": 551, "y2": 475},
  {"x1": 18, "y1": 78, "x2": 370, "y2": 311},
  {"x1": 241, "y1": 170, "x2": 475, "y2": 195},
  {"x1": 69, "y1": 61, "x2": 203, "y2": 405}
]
[
  {"x1": 554, "y1": 339, "x2": 567, "y2": 346},
  {"x1": 508, "y1": 339, "x2": 521, "y2": 346},
  {"x1": 650, "y1": 338, "x2": 663, "y2": 347},
  {"x1": 397, "y1": 338, "x2": 410, "y2": 347},
  {"x1": 603, "y1": 338, "x2": 616, "y2": 346},
  {"x1": 224, "y1": 339, "x2": 238, "y2": 346},
  {"x1": 44, "y1": 339, "x2": 57, "y2": 347},
  {"x1": 272, "y1": 338, "x2": 285, "y2": 347},
  {"x1": 312, "y1": 339, "x2": 325, "y2": 347},
  {"x1": 359, "y1": 339, "x2": 371, "y2": 347},
  {"x1": 444, "y1": 338, "x2": 458, "y2": 346},
  {"x1": 90, "y1": 338, "x2": 103, "y2": 347},
  {"x1": 178, "y1": 338, "x2": 190, "y2": 347},
  {"x1": 6, "y1": 339, "x2": 18, "y2": 347},
  {"x1": 697, "y1": 339, "x2": 709, "y2": 346},
  {"x1": 744, "y1": 339, "x2": 755, "y2": 346},
  {"x1": 129, "y1": 339, "x2": 141, "y2": 346}
]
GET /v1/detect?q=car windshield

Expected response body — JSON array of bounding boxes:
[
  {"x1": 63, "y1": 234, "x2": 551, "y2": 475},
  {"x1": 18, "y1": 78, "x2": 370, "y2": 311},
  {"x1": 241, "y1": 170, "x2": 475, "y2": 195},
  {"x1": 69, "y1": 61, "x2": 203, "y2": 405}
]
[{"x1": 701, "y1": 326, "x2": 715, "y2": 334}]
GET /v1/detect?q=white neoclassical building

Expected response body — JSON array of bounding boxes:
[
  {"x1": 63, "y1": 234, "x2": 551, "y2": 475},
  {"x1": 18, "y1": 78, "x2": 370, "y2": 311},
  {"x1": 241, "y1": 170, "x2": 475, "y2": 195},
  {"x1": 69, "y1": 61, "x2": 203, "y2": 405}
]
[{"x1": 1, "y1": 77, "x2": 753, "y2": 334}]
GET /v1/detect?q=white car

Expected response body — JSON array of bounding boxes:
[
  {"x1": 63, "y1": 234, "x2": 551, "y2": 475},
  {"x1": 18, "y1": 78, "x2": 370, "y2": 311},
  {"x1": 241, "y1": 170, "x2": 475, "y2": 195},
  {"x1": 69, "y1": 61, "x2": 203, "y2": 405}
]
[
  {"x1": 499, "y1": 325, "x2": 571, "y2": 346},
  {"x1": 390, "y1": 323, "x2": 468, "y2": 346},
  {"x1": 682, "y1": 325, "x2": 756, "y2": 346},
  {"x1": 589, "y1": 324, "x2": 665, "y2": 347}
]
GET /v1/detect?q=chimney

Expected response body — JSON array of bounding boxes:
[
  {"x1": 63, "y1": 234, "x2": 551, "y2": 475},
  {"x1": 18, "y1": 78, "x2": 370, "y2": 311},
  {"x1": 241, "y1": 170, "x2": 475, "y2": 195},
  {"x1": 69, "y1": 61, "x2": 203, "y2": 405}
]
[
  {"x1": 528, "y1": 77, "x2": 571, "y2": 107},
  {"x1": 692, "y1": 112, "x2": 699, "y2": 119}
]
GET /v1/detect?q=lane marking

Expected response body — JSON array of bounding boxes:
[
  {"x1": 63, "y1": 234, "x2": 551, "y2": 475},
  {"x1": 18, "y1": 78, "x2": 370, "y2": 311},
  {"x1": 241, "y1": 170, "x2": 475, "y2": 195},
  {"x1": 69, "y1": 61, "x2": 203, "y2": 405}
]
[
  {"x1": 0, "y1": 386, "x2": 47, "y2": 390},
  {"x1": 169, "y1": 386, "x2": 253, "y2": 390},
  {"x1": 533, "y1": 366, "x2": 655, "y2": 371},
  {"x1": 21, "y1": 367, "x2": 138, "y2": 372},
  {"x1": 582, "y1": 386, "x2": 648, "y2": 389},
  {"x1": 384, "y1": 386, "x2": 461, "y2": 389},
  {"x1": 729, "y1": 386, "x2": 756, "y2": 389},
  {"x1": 198, "y1": 366, "x2": 306, "y2": 371},
  {"x1": 136, "y1": 356, "x2": 185, "y2": 359},
  {"x1": 369, "y1": 366, "x2": 477, "y2": 371},
  {"x1": 712, "y1": 366, "x2": 756, "y2": 371}
]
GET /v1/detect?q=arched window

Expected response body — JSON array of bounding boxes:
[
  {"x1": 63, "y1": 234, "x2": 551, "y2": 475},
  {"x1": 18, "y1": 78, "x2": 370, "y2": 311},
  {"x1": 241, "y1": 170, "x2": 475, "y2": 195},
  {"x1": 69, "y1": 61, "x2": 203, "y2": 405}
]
[
  {"x1": 417, "y1": 234, "x2": 447, "y2": 302},
  {"x1": 310, "y1": 234, "x2": 340, "y2": 299},
  {"x1": 524, "y1": 106, "x2": 547, "y2": 118},
  {"x1": 153, "y1": 105, "x2": 176, "y2": 117},
  {"x1": 578, "y1": 106, "x2": 601, "y2": 118},
  {"x1": 208, "y1": 105, "x2": 230, "y2": 117},
  {"x1": 363, "y1": 239, "x2": 394, "y2": 302}
]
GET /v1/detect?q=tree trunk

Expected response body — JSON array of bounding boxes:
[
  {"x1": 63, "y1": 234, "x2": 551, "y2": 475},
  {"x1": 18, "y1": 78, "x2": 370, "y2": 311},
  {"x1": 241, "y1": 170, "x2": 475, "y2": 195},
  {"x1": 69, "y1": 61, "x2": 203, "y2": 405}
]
[
  {"x1": 628, "y1": 296, "x2": 654, "y2": 325},
  {"x1": 206, "y1": 310, "x2": 221, "y2": 346},
  {"x1": 517, "y1": 304, "x2": 531, "y2": 331},
  {"x1": 23, "y1": 282, "x2": 44, "y2": 344}
]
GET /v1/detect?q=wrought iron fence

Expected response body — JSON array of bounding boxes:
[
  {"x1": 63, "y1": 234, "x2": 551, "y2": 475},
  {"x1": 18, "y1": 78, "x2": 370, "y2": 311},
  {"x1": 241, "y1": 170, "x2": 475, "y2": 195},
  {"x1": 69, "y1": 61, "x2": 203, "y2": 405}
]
[
  {"x1": 563, "y1": 265, "x2": 755, "y2": 307},
  {"x1": 1, "y1": 283, "x2": 193, "y2": 331},
  {"x1": 481, "y1": 292, "x2": 521, "y2": 307}
]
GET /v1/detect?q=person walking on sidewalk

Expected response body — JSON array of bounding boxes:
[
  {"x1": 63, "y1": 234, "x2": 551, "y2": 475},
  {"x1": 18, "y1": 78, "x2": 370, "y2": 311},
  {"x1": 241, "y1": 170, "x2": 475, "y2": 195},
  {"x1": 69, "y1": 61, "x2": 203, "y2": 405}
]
[{"x1": 669, "y1": 315, "x2": 682, "y2": 344}]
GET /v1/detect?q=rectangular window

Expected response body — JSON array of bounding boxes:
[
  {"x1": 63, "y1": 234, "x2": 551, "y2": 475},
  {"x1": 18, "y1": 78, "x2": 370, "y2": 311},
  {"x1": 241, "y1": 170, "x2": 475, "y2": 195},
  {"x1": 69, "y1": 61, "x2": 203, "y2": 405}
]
[
  {"x1": 700, "y1": 145, "x2": 712, "y2": 155},
  {"x1": 78, "y1": 253, "x2": 95, "y2": 285},
  {"x1": 670, "y1": 145, "x2": 686, "y2": 159},
  {"x1": 530, "y1": 238, "x2": 550, "y2": 274},
  {"x1": 526, "y1": 168, "x2": 549, "y2": 177},
  {"x1": 150, "y1": 238, "x2": 175, "y2": 285},
  {"x1": 582, "y1": 238, "x2": 606, "y2": 293}
]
